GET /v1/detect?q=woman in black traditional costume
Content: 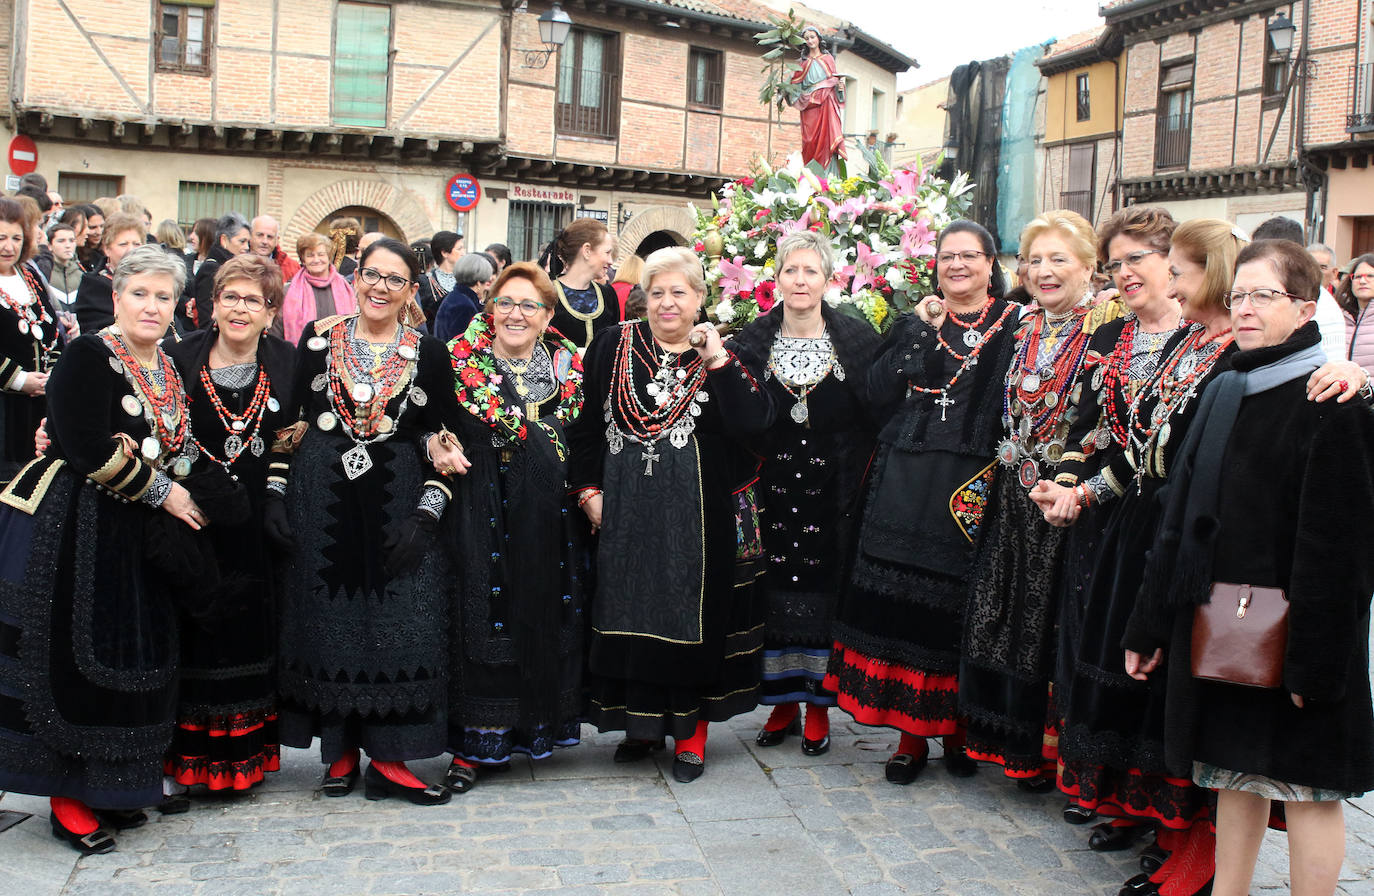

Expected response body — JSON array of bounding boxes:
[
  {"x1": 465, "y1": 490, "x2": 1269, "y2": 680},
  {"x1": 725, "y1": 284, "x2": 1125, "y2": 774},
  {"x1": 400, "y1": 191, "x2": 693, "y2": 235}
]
[
  {"x1": 160, "y1": 254, "x2": 295, "y2": 804},
  {"x1": 441, "y1": 262, "x2": 586, "y2": 793},
  {"x1": 0, "y1": 197, "x2": 62, "y2": 480},
  {"x1": 1123, "y1": 240, "x2": 1374, "y2": 896},
  {"x1": 268, "y1": 238, "x2": 465, "y2": 806},
  {"x1": 0, "y1": 246, "x2": 205, "y2": 854},
  {"x1": 730, "y1": 231, "x2": 878, "y2": 756},
  {"x1": 546, "y1": 218, "x2": 621, "y2": 350},
  {"x1": 569, "y1": 246, "x2": 773, "y2": 782},
  {"x1": 1032, "y1": 215, "x2": 1242, "y2": 896},
  {"x1": 959, "y1": 210, "x2": 1110, "y2": 790},
  {"x1": 823, "y1": 220, "x2": 1018, "y2": 785}
]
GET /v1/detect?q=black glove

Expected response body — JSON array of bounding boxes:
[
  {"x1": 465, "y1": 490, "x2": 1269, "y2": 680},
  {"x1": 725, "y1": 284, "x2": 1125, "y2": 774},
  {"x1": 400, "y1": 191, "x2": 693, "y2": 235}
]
[
  {"x1": 383, "y1": 511, "x2": 438, "y2": 578},
  {"x1": 262, "y1": 493, "x2": 296, "y2": 552}
]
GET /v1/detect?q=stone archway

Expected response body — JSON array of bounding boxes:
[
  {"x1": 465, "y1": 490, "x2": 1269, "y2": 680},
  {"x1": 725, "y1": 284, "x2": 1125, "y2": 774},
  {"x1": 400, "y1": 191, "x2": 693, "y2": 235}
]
[
  {"x1": 615, "y1": 205, "x2": 697, "y2": 258},
  {"x1": 284, "y1": 179, "x2": 434, "y2": 246}
]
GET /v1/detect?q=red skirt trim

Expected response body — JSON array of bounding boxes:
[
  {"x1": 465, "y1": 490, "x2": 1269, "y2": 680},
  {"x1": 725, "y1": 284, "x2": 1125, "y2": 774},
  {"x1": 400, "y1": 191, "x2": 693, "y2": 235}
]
[
  {"x1": 823, "y1": 644, "x2": 959, "y2": 737},
  {"x1": 165, "y1": 711, "x2": 281, "y2": 792}
]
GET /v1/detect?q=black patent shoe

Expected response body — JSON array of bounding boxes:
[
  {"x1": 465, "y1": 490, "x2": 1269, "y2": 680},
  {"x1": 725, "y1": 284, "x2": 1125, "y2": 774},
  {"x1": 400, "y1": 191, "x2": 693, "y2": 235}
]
[
  {"x1": 672, "y1": 751, "x2": 704, "y2": 783},
  {"x1": 321, "y1": 766, "x2": 360, "y2": 797},
  {"x1": 1118, "y1": 872, "x2": 1157, "y2": 896},
  {"x1": 444, "y1": 761, "x2": 477, "y2": 794},
  {"x1": 1139, "y1": 844, "x2": 1169, "y2": 875},
  {"x1": 801, "y1": 735, "x2": 830, "y2": 756},
  {"x1": 95, "y1": 808, "x2": 148, "y2": 830},
  {"x1": 945, "y1": 749, "x2": 979, "y2": 778},
  {"x1": 1016, "y1": 774, "x2": 1055, "y2": 794},
  {"x1": 885, "y1": 751, "x2": 928, "y2": 785},
  {"x1": 1090, "y1": 821, "x2": 1145, "y2": 852},
  {"x1": 613, "y1": 738, "x2": 665, "y2": 763},
  {"x1": 362, "y1": 764, "x2": 451, "y2": 806},
  {"x1": 755, "y1": 717, "x2": 801, "y2": 747},
  {"x1": 157, "y1": 794, "x2": 191, "y2": 814},
  {"x1": 1063, "y1": 802, "x2": 1096, "y2": 824},
  {"x1": 50, "y1": 814, "x2": 116, "y2": 856}
]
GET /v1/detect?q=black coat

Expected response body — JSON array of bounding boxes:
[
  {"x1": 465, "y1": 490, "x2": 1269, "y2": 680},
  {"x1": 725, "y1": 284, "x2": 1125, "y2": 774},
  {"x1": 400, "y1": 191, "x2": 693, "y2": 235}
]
[
  {"x1": 191, "y1": 244, "x2": 238, "y2": 330},
  {"x1": 1126, "y1": 328, "x2": 1374, "y2": 793},
  {"x1": 73, "y1": 267, "x2": 114, "y2": 334}
]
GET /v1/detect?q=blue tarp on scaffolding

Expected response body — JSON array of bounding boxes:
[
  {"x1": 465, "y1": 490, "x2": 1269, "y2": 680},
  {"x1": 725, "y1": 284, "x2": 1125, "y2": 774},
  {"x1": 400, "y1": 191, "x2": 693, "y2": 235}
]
[{"x1": 995, "y1": 44, "x2": 1047, "y2": 255}]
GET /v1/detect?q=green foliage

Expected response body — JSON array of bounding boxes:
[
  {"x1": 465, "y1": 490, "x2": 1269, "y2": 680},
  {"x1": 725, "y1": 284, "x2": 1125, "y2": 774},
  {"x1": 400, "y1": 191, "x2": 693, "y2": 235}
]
[{"x1": 755, "y1": 11, "x2": 807, "y2": 114}]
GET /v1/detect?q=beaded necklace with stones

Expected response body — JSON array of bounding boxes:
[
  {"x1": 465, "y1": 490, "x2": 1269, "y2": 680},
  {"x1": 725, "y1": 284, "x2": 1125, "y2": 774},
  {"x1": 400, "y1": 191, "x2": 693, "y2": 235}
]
[
  {"x1": 1095, "y1": 315, "x2": 1175, "y2": 450},
  {"x1": 102, "y1": 328, "x2": 189, "y2": 462},
  {"x1": 941, "y1": 295, "x2": 996, "y2": 353},
  {"x1": 326, "y1": 320, "x2": 419, "y2": 439},
  {"x1": 1124, "y1": 324, "x2": 1232, "y2": 478},
  {"x1": 766, "y1": 331, "x2": 838, "y2": 425},
  {"x1": 997, "y1": 307, "x2": 1090, "y2": 483},
  {"x1": 0, "y1": 265, "x2": 58, "y2": 366},
  {"x1": 909, "y1": 302, "x2": 1015, "y2": 423},
  {"x1": 606, "y1": 324, "x2": 711, "y2": 475},
  {"x1": 189, "y1": 364, "x2": 272, "y2": 474}
]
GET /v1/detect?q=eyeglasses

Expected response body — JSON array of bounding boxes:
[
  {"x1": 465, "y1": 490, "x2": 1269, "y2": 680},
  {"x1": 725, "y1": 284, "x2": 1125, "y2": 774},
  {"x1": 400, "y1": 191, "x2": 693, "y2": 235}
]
[
  {"x1": 1223, "y1": 288, "x2": 1307, "y2": 310},
  {"x1": 357, "y1": 267, "x2": 413, "y2": 292},
  {"x1": 1102, "y1": 249, "x2": 1161, "y2": 275},
  {"x1": 1352, "y1": 273, "x2": 1374, "y2": 283},
  {"x1": 936, "y1": 250, "x2": 987, "y2": 265},
  {"x1": 493, "y1": 296, "x2": 546, "y2": 315},
  {"x1": 216, "y1": 292, "x2": 268, "y2": 311}
]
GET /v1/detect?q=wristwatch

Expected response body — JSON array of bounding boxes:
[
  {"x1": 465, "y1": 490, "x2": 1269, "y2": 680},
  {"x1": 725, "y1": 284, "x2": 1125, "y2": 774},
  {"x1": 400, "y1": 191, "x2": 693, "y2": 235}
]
[{"x1": 1359, "y1": 369, "x2": 1373, "y2": 402}]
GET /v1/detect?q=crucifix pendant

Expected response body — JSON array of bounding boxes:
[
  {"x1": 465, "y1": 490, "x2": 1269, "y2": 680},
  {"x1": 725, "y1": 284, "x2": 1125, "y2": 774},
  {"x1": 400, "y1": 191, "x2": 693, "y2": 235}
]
[
  {"x1": 935, "y1": 390, "x2": 955, "y2": 422},
  {"x1": 642, "y1": 445, "x2": 660, "y2": 476}
]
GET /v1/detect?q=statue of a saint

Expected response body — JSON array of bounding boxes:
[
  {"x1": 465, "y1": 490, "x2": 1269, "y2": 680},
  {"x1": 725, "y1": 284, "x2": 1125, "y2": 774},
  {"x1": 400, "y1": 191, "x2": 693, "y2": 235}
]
[{"x1": 791, "y1": 27, "x2": 846, "y2": 171}]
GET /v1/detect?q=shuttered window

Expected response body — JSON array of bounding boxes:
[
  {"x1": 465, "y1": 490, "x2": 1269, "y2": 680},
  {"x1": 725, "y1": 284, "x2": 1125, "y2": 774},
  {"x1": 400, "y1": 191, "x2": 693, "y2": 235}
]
[
  {"x1": 58, "y1": 173, "x2": 124, "y2": 204},
  {"x1": 177, "y1": 181, "x2": 258, "y2": 232},
  {"x1": 333, "y1": 3, "x2": 392, "y2": 128},
  {"x1": 156, "y1": 0, "x2": 214, "y2": 75}
]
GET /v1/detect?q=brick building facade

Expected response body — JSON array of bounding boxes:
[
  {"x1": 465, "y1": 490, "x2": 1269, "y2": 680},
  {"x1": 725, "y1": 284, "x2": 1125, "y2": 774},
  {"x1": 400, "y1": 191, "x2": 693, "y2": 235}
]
[{"x1": 0, "y1": 0, "x2": 911, "y2": 262}]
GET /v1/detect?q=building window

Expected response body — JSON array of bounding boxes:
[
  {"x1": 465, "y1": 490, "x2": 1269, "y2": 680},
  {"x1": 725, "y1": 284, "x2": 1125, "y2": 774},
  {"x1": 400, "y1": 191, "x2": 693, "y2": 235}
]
[
  {"x1": 1155, "y1": 61, "x2": 1193, "y2": 169},
  {"x1": 1262, "y1": 51, "x2": 1288, "y2": 102},
  {"x1": 687, "y1": 47, "x2": 723, "y2": 109},
  {"x1": 58, "y1": 173, "x2": 123, "y2": 204},
  {"x1": 1061, "y1": 142, "x2": 1096, "y2": 221},
  {"x1": 557, "y1": 29, "x2": 621, "y2": 139},
  {"x1": 177, "y1": 181, "x2": 258, "y2": 232},
  {"x1": 871, "y1": 88, "x2": 885, "y2": 132},
  {"x1": 1075, "y1": 73, "x2": 1091, "y2": 121},
  {"x1": 508, "y1": 201, "x2": 572, "y2": 264},
  {"x1": 156, "y1": 0, "x2": 213, "y2": 75},
  {"x1": 333, "y1": 2, "x2": 392, "y2": 128}
]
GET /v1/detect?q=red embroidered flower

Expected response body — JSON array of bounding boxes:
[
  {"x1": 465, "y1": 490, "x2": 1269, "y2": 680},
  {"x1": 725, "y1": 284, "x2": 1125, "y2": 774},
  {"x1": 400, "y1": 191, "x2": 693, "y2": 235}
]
[{"x1": 460, "y1": 366, "x2": 485, "y2": 388}]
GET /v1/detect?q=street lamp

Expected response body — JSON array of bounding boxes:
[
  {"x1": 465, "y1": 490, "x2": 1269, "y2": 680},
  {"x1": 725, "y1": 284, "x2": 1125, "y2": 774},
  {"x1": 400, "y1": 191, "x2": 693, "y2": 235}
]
[
  {"x1": 520, "y1": 2, "x2": 573, "y2": 69},
  {"x1": 1267, "y1": 12, "x2": 1296, "y2": 56}
]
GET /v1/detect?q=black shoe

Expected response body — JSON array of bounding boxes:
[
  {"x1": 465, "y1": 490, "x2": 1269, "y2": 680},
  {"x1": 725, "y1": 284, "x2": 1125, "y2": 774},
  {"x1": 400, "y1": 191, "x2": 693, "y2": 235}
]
[
  {"x1": 885, "y1": 751, "x2": 928, "y2": 785},
  {"x1": 1063, "y1": 802, "x2": 1096, "y2": 824},
  {"x1": 754, "y1": 717, "x2": 801, "y2": 747},
  {"x1": 801, "y1": 735, "x2": 830, "y2": 756},
  {"x1": 672, "y1": 751, "x2": 704, "y2": 783},
  {"x1": 95, "y1": 808, "x2": 148, "y2": 830},
  {"x1": 1016, "y1": 775, "x2": 1055, "y2": 794},
  {"x1": 613, "y1": 738, "x2": 665, "y2": 763},
  {"x1": 444, "y1": 761, "x2": 477, "y2": 794},
  {"x1": 945, "y1": 750, "x2": 979, "y2": 778},
  {"x1": 362, "y1": 764, "x2": 451, "y2": 806},
  {"x1": 1138, "y1": 844, "x2": 1169, "y2": 875},
  {"x1": 1090, "y1": 821, "x2": 1145, "y2": 852},
  {"x1": 1118, "y1": 872, "x2": 1158, "y2": 896},
  {"x1": 321, "y1": 766, "x2": 360, "y2": 797},
  {"x1": 157, "y1": 794, "x2": 191, "y2": 814},
  {"x1": 50, "y1": 814, "x2": 116, "y2": 856}
]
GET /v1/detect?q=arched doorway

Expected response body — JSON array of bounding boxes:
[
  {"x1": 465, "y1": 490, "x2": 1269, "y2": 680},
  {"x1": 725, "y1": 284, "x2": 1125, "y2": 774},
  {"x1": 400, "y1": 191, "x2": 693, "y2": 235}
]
[
  {"x1": 314, "y1": 206, "x2": 403, "y2": 240},
  {"x1": 635, "y1": 230, "x2": 680, "y2": 257},
  {"x1": 615, "y1": 205, "x2": 696, "y2": 259},
  {"x1": 284, "y1": 178, "x2": 435, "y2": 247}
]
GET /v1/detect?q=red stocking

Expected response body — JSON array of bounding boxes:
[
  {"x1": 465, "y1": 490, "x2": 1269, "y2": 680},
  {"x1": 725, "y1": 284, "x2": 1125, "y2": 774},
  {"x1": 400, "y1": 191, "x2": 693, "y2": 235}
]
[
  {"x1": 449, "y1": 756, "x2": 477, "y2": 769},
  {"x1": 764, "y1": 703, "x2": 799, "y2": 733},
  {"x1": 896, "y1": 732, "x2": 929, "y2": 759},
  {"x1": 1157, "y1": 821, "x2": 1215, "y2": 895},
  {"x1": 371, "y1": 760, "x2": 426, "y2": 789},
  {"x1": 50, "y1": 797, "x2": 99, "y2": 835},
  {"x1": 803, "y1": 705, "x2": 829, "y2": 742},
  {"x1": 675, "y1": 721, "x2": 709, "y2": 758},
  {"x1": 327, "y1": 748, "x2": 359, "y2": 779}
]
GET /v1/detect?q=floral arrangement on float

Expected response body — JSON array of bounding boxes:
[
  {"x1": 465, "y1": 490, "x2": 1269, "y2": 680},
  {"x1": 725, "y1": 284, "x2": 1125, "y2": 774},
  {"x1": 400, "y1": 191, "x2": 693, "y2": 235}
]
[{"x1": 692, "y1": 150, "x2": 974, "y2": 333}]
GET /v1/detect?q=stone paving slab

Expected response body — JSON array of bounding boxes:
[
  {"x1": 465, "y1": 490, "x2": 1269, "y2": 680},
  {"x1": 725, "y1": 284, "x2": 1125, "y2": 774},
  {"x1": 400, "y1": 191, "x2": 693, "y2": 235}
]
[{"x1": 1, "y1": 707, "x2": 1370, "y2": 894}]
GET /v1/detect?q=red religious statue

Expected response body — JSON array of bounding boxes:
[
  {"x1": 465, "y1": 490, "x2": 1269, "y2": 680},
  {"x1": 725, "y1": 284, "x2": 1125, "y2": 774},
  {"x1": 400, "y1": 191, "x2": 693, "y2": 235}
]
[{"x1": 791, "y1": 26, "x2": 846, "y2": 170}]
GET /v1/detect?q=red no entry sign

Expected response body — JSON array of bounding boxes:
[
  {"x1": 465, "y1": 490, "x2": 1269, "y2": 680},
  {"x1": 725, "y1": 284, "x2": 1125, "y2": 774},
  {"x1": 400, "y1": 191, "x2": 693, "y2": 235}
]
[
  {"x1": 446, "y1": 174, "x2": 481, "y2": 212},
  {"x1": 8, "y1": 136, "x2": 36, "y2": 176}
]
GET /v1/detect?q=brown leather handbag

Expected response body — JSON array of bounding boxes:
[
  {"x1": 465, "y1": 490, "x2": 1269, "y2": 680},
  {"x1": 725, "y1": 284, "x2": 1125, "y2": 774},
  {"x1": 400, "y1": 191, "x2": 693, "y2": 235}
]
[{"x1": 1190, "y1": 583, "x2": 1289, "y2": 688}]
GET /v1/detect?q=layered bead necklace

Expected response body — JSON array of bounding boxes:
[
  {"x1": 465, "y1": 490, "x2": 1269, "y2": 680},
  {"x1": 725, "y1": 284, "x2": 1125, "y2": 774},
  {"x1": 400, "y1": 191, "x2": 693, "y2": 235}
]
[
  {"x1": 1, "y1": 265, "x2": 59, "y2": 369},
  {"x1": 315, "y1": 319, "x2": 421, "y2": 480},
  {"x1": 187, "y1": 364, "x2": 277, "y2": 477},
  {"x1": 1088, "y1": 315, "x2": 1177, "y2": 453},
  {"x1": 908, "y1": 297, "x2": 1014, "y2": 422},
  {"x1": 997, "y1": 306, "x2": 1090, "y2": 488},
  {"x1": 102, "y1": 328, "x2": 189, "y2": 469},
  {"x1": 606, "y1": 324, "x2": 710, "y2": 476}
]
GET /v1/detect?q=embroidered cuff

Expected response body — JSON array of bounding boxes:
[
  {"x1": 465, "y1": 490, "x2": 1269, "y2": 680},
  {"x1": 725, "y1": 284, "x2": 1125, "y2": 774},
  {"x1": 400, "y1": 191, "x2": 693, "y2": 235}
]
[
  {"x1": 87, "y1": 438, "x2": 156, "y2": 503},
  {"x1": 417, "y1": 484, "x2": 448, "y2": 520},
  {"x1": 141, "y1": 471, "x2": 173, "y2": 508}
]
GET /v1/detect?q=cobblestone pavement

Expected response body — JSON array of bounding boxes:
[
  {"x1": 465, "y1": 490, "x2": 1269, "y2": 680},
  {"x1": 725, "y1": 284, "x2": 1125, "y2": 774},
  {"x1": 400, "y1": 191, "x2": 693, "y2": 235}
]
[{"x1": 1, "y1": 705, "x2": 1370, "y2": 895}]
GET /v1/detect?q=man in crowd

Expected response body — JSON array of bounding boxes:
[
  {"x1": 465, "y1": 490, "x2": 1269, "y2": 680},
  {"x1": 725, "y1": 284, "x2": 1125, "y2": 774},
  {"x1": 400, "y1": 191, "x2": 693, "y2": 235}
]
[
  {"x1": 1307, "y1": 242, "x2": 1342, "y2": 295},
  {"x1": 251, "y1": 214, "x2": 300, "y2": 282}
]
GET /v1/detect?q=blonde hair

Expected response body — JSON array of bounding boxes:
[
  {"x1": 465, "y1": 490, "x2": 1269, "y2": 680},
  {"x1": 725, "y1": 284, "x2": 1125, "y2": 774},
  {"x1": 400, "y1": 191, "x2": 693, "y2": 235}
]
[
  {"x1": 102, "y1": 212, "x2": 147, "y2": 247},
  {"x1": 641, "y1": 246, "x2": 705, "y2": 296},
  {"x1": 1019, "y1": 209, "x2": 1096, "y2": 269},
  {"x1": 1171, "y1": 218, "x2": 1248, "y2": 317},
  {"x1": 613, "y1": 254, "x2": 644, "y2": 287}
]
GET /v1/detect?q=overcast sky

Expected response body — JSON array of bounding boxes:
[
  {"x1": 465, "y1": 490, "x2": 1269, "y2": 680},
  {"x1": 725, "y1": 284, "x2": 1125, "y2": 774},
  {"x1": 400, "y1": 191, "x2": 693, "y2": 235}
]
[{"x1": 803, "y1": 0, "x2": 1106, "y2": 88}]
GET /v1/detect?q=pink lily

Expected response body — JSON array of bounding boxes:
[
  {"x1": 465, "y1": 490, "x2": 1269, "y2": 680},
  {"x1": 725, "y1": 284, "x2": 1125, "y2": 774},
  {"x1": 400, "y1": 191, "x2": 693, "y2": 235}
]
[
  {"x1": 840, "y1": 242, "x2": 886, "y2": 294},
  {"x1": 900, "y1": 218, "x2": 937, "y2": 258},
  {"x1": 880, "y1": 167, "x2": 924, "y2": 199},
  {"x1": 816, "y1": 195, "x2": 871, "y2": 225},
  {"x1": 775, "y1": 207, "x2": 813, "y2": 237},
  {"x1": 717, "y1": 255, "x2": 757, "y2": 297}
]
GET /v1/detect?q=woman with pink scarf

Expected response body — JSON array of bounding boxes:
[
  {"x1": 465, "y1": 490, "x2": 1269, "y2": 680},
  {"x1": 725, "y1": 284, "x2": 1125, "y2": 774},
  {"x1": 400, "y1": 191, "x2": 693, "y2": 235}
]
[{"x1": 275, "y1": 232, "x2": 356, "y2": 343}]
